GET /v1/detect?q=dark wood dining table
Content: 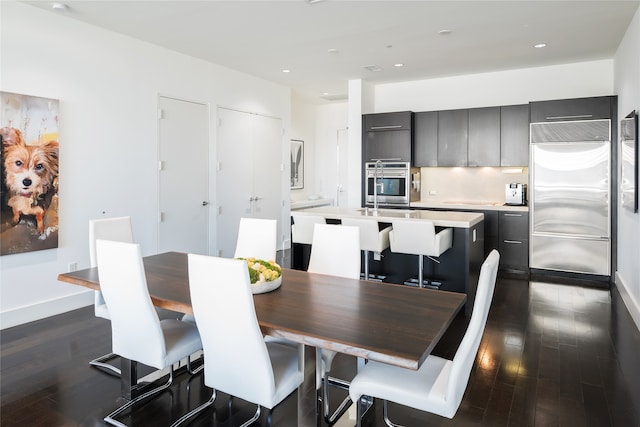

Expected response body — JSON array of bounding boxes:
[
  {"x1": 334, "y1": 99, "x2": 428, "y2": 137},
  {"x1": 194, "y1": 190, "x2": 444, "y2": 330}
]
[{"x1": 58, "y1": 251, "x2": 466, "y2": 426}]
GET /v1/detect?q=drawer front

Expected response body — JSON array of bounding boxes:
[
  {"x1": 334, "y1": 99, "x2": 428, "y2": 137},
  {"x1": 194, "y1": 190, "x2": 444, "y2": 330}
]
[
  {"x1": 364, "y1": 112, "x2": 413, "y2": 131},
  {"x1": 499, "y1": 238, "x2": 529, "y2": 269},
  {"x1": 499, "y1": 211, "x2": 529, "y2": 241}
]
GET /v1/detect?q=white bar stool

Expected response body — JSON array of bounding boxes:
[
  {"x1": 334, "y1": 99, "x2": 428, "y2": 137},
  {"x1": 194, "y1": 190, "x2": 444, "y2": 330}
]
[
  {"x1": 291, "y1": 213, "x2": 325, "y2": 270},
  {"x1": 389, "y1": 219, "x2": 453, "y2": 288},
  {"x1": 341, "y1": 217, "x2": 392, "y2": 281}
]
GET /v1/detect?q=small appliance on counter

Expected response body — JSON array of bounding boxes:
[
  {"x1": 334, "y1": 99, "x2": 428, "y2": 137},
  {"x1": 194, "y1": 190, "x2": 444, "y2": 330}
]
[{"x1": 505, "y1": 183, "x2": 527, "y2": 206}]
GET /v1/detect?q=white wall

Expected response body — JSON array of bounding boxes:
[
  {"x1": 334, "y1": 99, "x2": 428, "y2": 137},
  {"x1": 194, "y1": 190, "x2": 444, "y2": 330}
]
[
  {"x1": 614, "y1": 6, "x2": 640, "y2": 329},
  {"x1": 374, "y1": 60, "x2": 614, "y2": 112},
  {"x1": 0, "y1": 2, "x2": 291, "y2": 328}
]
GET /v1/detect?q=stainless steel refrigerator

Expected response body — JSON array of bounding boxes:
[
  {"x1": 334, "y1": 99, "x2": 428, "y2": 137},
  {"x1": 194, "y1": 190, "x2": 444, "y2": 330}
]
[{"x1": 529, "y1": 119, "x2": 611, "y2": 276}]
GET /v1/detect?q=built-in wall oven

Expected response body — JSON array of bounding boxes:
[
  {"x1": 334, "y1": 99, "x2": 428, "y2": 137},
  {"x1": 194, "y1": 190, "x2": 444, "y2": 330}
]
[{"x1": 365, "y1": 161, "x2": 420, "y2": 208}]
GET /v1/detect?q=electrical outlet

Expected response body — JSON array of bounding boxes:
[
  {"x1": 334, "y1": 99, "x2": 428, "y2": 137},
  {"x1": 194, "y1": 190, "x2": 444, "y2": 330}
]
[
  {"x1": 429, "y1": 190, "x2": 437, "y2": 196},
  {"x1": 68, "y1": 262, "x2": 78, "y2": 272}
]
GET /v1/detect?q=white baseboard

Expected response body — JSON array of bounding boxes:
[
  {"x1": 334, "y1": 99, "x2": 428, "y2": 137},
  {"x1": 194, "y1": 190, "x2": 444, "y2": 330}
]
[
  {"x1": 615, "y1": 272, "x2": 640, "y2": 332},
  {"x1": 0, "y1": 291, "x2": 94, "y2": 330}
]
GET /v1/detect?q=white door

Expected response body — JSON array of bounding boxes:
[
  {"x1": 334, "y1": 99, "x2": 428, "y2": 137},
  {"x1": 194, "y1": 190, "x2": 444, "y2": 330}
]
[
  {"x1": 216, "y1": 108, "x2": 283, "y2": 257},
  {"x1": 158, "y1": 96, "x2": 209, "y2": 254}
]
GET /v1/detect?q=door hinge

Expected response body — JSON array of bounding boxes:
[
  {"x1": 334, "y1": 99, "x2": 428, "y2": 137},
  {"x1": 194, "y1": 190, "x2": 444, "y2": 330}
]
[
  {"x1": 159, "y1": 212, "x2": 164, "y2": 222},
  {"x1": 158, "y1": 109, "x2": 164, "y2": 119},
  {"x1": 158, "y1": 160, "x2": 164, "y2": 171}
]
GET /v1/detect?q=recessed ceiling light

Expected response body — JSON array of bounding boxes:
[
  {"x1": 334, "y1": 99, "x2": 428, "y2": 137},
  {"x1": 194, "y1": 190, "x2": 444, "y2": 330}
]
[
  {"x1": 282, "y1": 69, "x2": 291, "y2": 73},
  {"x1": 394, "y1": 63, "x2": 404, "y2": 68},
  {"x1": 327, "y1": 48, "x2": 339, "y2": 54},
  {"x1": 438, "y1": 29, "x2": 452, "y2": 36},
  {"x1": 51, "y1": 2, "x2": 69, "y2": 11},
  {"x1": 534, "y1": 43, "x2": 547, "y2": 49}
]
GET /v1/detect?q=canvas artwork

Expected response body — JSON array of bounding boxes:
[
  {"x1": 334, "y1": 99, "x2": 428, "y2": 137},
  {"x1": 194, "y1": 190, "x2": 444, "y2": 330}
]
[
  {"x1": 1, "y1": 92, "x2": 60, "y2": 255},
  {"x1": 291, "y1": 139, "x2": 303, "y2": 189}
]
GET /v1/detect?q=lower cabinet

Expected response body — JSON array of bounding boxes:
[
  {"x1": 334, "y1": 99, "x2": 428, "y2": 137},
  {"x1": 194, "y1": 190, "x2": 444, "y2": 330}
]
[{"x1": 499, "y1": 211, "x2": 529, "y2": 273}]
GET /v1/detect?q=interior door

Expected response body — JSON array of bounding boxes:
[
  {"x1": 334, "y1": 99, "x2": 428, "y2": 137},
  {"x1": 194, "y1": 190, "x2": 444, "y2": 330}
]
[
  {"x1": 158, "y1": 96, "x2": 209, "y2": 254},
  {"x1": 216, "y1": 108, "x2": 253, "y2": 257},
  {"x1": 216, "y1": 108, "x2": 283, "y2": 257}
]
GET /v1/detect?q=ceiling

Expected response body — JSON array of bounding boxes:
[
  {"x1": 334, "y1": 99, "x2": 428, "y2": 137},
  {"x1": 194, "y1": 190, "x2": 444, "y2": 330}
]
[{"x1": 24, "y1": 0, "x2": 640, "y2": 104}]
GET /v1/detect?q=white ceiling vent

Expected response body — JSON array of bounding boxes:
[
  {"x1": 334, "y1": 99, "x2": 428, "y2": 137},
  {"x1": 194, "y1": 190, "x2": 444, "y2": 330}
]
[
  {"x1": 320, "y1": 93, "x2": 348, "y2": 102},
  {"x1": 363, "y1": 65, "x2": 383, "y2": 72}
]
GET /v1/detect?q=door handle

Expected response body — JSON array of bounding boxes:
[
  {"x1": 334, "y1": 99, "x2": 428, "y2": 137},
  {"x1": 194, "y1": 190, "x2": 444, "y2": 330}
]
[{"x1": 202, "y1": 201, "x2": 209, "y2": 206}]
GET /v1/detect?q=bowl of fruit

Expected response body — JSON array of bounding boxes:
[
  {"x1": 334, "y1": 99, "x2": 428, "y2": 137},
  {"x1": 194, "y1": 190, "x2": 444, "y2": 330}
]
[{"x1": 236, "y1": 257, "x2": 283, "y2": 294}]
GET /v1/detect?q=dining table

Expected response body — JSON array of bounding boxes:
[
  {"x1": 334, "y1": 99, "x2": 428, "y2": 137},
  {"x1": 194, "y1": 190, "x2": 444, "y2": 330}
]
[{"x1": 58, "y1": 251, "x2": 467, "y2": 426}]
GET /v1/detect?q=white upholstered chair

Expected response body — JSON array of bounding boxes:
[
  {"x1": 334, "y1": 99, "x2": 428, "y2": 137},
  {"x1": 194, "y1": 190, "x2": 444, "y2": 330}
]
[
  {"x1": 341, "y1": 217, "x2": 392, "y2": 281},
  {"x1": 307, "y1": 223, "x2": 361, "y2": 424},
  {"x1": 291, "y1": 213, "x2": 325, "y2": 245},
  {"x1": 349, "y1": 249, "x2": 500, "y2": 426},
  {"x1": 389, "y1": 219, "x2": 453, "y2": 288},
  {"x1": 89, "y1": 216, "x2": 181, "y2": 375},
  {"x1": 172, "y1": 254, "x2": 304, "y2": 426},
  {"x1": 96, "y1": 239, "x2": 203, "y2": 427},
  {"x1": 88, "y1": 216, "x2": 134, "y2": 375},
  {"x1": 234, "y1": 217, "x2": 277, "y2": 261}
]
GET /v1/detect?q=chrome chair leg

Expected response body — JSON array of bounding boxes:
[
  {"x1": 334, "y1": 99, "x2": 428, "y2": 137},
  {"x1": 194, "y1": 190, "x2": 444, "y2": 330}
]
[
  {"x1": 383, "y1": 399, "x2": 403, "y2": 427},
  {"x1": 104, "y1": 368, "x2": 176, "y2": 427},
  {"x1": 170, "y1": 389, "x2": 216, "y2": 427},
  {"x1": 322, "y1": 371, "x2": 352, "y2": 425},
  {"x1": 90, "y1": 352, "x2": 121, "y2": 376}
]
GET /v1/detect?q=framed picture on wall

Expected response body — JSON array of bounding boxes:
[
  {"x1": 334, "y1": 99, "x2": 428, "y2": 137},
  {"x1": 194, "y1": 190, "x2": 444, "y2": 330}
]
[
  {"x1": 1, "y1": 91, "x2": 60, "y2": 255},
  {"x1": 291, "y1": 139, "x2": 304, "y2": 189}
]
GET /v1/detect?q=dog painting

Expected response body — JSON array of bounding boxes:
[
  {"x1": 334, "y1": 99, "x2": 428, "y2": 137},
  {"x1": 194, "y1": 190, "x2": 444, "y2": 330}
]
[{"x1": 1, "y1": 92, "x2": 60, "y2": 255}]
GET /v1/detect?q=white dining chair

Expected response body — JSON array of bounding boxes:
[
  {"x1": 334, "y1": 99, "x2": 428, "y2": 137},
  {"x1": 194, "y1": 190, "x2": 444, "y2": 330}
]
[
  {"x1": 96, "y1": 239, "x2": 203, "y2": 427},
  {"x1": 89, "y1": 216, "x2": 182, "y2": 376},
  {"x1": 349, "y1": 249, "x2": 500, "y2": 426},
  {"x1": 172, "y1": 254, "x2": 304, "y2": 426},
  {"x1": 389, "y1": 219, "x2": 453, "y2": 288},
  {"x1": 307, "y1": 223, "x2": 361, "y2": 424},
  {"x1": 341, "y1": 217, "x2": 392, "y2": 281},
  {"x1": 88, "y1": 216, "x2": 134, "y2": 375},
  {"x1": 234, "y1": 217, "x2": 277, "y2": 261}
]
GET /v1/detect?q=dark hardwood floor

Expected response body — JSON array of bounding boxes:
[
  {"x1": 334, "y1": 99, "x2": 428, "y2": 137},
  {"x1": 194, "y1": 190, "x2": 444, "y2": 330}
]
[{"x1": 2, "y1": 274, "x2": 640, "y2": 426}]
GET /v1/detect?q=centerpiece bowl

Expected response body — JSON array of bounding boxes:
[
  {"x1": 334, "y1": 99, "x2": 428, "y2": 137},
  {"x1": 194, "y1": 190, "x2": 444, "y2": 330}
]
[{"x1": 236, "y1": 257, "x2": 283, "y2": 294}]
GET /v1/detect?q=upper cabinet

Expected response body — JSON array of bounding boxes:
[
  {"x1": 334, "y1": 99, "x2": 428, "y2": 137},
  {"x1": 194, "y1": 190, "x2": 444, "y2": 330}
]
[
  {"x1": 363, "y1": 111, "x2": 413, "y2": 162},
  {"x1": 468, "y1": 107, "x2": 500, "y2": 167},
  {"x1": 437, "y1": 109, "x2": 469, "y2": 166},
  {"x1": 413, "y1": 104, "x2": 530, "y2": 167},
  {"x1": 414, "y1": 111, "x2": 438, "y2": 167},
  {"x1": 500, "y1": 104, "x2": 530, "y2": 167},
  {"x1": 530, "y1": 96, "x2": 614, "y2": 122}
]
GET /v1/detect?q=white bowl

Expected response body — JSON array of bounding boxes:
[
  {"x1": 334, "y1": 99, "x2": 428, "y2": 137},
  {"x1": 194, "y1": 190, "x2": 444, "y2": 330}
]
[{"x1": 252, "y1": 275, "x2": 282, "y2": 294}]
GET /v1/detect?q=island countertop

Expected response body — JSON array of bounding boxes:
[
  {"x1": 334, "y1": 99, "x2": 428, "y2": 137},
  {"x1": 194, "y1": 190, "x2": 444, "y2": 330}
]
[{"x1": 293, "y1": 207, "x2": 484, "y2": 228}]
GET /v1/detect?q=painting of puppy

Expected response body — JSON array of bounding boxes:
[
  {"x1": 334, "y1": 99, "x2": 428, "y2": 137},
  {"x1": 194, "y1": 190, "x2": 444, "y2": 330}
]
[{"x1": 1, "y1": 127, "x2": 59, "y2": 235}]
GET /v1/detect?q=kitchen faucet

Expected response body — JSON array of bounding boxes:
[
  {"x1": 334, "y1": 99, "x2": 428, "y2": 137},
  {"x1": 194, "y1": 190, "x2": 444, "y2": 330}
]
[{"x1": 373, "y1": 159, "x2": 383, "y2": 214}]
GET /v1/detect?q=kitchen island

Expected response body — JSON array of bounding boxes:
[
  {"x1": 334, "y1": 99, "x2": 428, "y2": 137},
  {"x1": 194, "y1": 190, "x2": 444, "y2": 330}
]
[{"x1": 292, "y1": 207, "x2": 484, "y2": 314}]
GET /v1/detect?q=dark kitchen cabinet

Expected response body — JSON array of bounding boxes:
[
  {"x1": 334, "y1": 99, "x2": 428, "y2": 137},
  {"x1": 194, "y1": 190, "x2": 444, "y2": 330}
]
[
  {"x1": 468, "y1": 107, "x2": 500, "y2": 166},
  {"x1": 499, "y1": 211, "x2": 529, "y2": 273},
  {"x1": 500, "y1": 104, "x2": 530, "y2": 166},
  {"x1": 530, "y1": 96, "x2": 614, "y2": 123},
  {"x1": 438, "y1": 109, "x2": 468, "y2": 166},
  {"x1": 413, "y1": 111, "x2": 438, "y2": 167},
  {"x1": 363, "y1": 111, "x2": 413, "y2": 162},
  {"x1": 481, "y1": 210, "x2": 499, "y2": 258}
]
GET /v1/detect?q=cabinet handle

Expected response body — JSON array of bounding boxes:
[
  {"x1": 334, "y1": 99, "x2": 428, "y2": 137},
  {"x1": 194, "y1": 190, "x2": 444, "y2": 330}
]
[
  {"x1": 544, "y1": 114, "x2": 593, "y2": 120},
  {"x1": 503, "y1": 213, "x2": 522, "y2": 217},
  {"x1": 503, "y1": 240, "x2": 523, "y2": 244},
  {"x1": 370, "y1": 125, "x2": 403, "y2": 130}
]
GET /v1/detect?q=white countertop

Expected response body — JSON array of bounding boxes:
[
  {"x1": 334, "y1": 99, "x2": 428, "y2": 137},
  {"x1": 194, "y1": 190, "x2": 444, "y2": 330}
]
[
  {"x1": 290, "y1": 198, "x2": 334, "y2": 210},
  {"x1": 294, "y1": 206, "x2": 484, "y2": 228},
  {"x1": 412, "y1": 200, "x2": 529, "y2": 212}
]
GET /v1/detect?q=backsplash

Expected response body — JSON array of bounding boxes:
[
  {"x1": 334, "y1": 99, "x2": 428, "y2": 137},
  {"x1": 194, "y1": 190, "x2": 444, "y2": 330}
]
[{"x1": 420, "y1": 167, "x2": 529, "y2": 204}]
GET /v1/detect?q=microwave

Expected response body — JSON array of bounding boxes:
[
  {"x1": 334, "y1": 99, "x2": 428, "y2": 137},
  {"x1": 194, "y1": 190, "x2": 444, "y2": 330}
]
[{"x1": 364, "y1": 162, "x2": 420, "y2": 207}]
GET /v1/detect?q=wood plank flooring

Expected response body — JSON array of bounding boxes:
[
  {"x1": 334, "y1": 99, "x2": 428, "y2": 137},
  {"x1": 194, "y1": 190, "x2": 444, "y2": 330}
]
[{"x1": 2, "y1": 274, "x2": 640, "y2": 426}]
